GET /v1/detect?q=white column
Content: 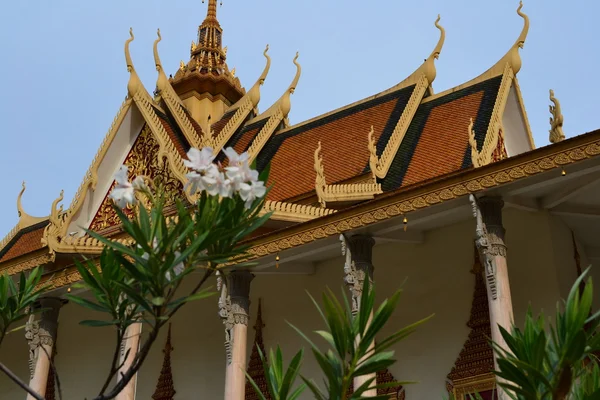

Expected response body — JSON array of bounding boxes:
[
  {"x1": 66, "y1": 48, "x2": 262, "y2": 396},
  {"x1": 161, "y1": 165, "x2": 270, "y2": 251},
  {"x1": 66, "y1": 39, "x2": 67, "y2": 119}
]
[
  {"x1": 25, "y1": 298, "x2": 62, "y2": 400},
  {"x1": 471, "y1": 195, "x2": 514, "y2": 399},
  {"x1": 219, "y1": 270, "x2": 254, "y2": 400},
  {"x1": 115, "y1": 322, "x2": 143, "y2": 400},
  {"x1": 341, "y1": 234, "x2": 377, "y2": 397}
]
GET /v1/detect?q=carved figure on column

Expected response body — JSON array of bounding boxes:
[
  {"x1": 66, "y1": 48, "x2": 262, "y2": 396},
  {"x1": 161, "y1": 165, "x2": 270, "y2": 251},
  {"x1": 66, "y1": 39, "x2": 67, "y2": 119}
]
[
  {"x1": 25, "y1": 306, "x2": 57, "y2": 379},
  {"x1": 340, "y1": 234, "x2": 375, "y2": 315},
  {"x1": 217, "y1": 271, "x2": 235, "y2": 364},
  {"x1": 25, "y1": 316, "x2": 41, "y2": 379},
  {"x1": 469, "y1": 195, "x2": 507, "y2": 300}
]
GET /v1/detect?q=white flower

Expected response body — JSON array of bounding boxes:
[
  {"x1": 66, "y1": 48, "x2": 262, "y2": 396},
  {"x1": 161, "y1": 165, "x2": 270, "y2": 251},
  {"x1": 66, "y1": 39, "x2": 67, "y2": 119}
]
[
  {"x1": 109, "y1": 165, "x2": 136, "y2": 209},
  {"x1": 184, "y1": 147, "x2": 215, "y2": 173},
  {"x1": 224, "y1": 147, "x2": 259, "y2": 190},
  {"x1": 239, "y1": 180, "x2": 266, "y2": 209}
]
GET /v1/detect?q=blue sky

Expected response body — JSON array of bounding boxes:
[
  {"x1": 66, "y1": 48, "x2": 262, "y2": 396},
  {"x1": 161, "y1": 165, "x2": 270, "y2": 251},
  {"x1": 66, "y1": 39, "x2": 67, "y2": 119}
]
[{"x1": 0, "y1": 0, "x2": 597, "y2": 236}]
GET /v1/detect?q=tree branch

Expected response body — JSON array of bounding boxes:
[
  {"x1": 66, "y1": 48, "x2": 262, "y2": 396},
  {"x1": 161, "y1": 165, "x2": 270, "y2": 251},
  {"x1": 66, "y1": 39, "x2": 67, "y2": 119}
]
[
  {"x1": 98, "y1": 330, "x2": 123, "y2": 396},
  {"x1": 0, "y1": 361, "x2": 44, "y2": 400},
  {"x1": 93, "y1": 268, "x2": 214, "y2": 400}
]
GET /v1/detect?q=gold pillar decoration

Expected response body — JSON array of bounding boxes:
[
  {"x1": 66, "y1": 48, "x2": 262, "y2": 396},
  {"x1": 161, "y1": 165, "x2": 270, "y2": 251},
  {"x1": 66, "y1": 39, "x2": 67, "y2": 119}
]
[
  {"x1": 446, "y1": 246, "x2": 496, "y2": 399},
  {"x1": 549, "y1": 89, "x2": 565, "y2": 144},
  {"x1": 245, "y1": 299, "x2": 270, "y2": 400},
  {"x1": 152, "y1": 323, "x2": 176, "y2": 400}
]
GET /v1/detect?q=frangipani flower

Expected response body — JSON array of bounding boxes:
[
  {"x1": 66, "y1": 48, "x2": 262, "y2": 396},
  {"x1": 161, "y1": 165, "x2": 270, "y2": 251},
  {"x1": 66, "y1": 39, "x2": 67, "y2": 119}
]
[
  {"x1": 183, "y1": 146, "x2": 266, "y2": 205},
  {"x1": 184, "y1": 147, "x2": 215, "y2": 173},
  {"x1": 109, "y1": 165, "x2": 136, "y2": 209},
  {"x1": 239, "y1": 180, "x2": 266, "y2": 209}
]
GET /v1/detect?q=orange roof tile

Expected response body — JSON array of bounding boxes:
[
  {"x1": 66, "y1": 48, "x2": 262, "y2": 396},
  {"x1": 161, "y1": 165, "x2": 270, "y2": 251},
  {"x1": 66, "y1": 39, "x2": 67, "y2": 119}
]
[
  {"x1": 379, "y1": 76, "x2": 503, "y2": 191},
  {"x1": 154, "y1": 107, "x2": 189, "y2": 158},
  {"x1": 256, "y1": 85, "x2": 417, "y2": 201},
  {"x1": 402, "y1": 91, "x2": 484, "y2": 186},
  {"x1": 0, "y1": 221, "x2": 48, "y2": 263}
]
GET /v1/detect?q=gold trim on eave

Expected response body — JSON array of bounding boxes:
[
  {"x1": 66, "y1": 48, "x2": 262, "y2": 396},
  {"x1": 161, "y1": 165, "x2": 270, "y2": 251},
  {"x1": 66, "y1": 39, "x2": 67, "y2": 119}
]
[
  {"x1": 210, "y1": 45, "x2": 272, "y2": 152},
  {"x1": 155, "y1": 29, "x2": 203, "y2": 149},
  {"x1": 314, "y1": 141, "x2": 382, "y2": 208}
]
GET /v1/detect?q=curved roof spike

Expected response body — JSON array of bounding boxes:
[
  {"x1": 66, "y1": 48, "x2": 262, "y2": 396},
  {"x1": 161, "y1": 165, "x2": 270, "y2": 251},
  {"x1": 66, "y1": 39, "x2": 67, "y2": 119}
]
[
  {"x1": 17, "y1": 181, "x2": 26, "y2": 218},
  {"x1": 430, "y1": 15, "x2": 446, "y2": 61},
  {"x1": 491, "y1": 1, "x2": 529, "y2": 75},
  {"x1": 154, "y1": 28, "x2": 163, "y2": 71},
  {"x1": 288, "y1": 52, "x2": 302, "y2": 93},
  {"x1": 125, "y1": 27, "x2": 134, "y2": 71},
  {"x1": 16, "y1": 182, "x2": 48, "y2": 228},
  {"x1": 418, "y1": 14, "x2": 445, "y2": 84},
  {"x1": 394, "y1": 15, "x2": 445, "y2": 89},
  {"x1": 245, "y1": 44, "x2": 271, "y2": 108},
  {"x1": 515, "y1": 1, "x2": 530, "y2": 49},
  {"x1": 260, "y1": 52, "x2": 302, "y2": 120},
  {"x1": 125, "y1": 28, "x2": 145, "y2": 97}
]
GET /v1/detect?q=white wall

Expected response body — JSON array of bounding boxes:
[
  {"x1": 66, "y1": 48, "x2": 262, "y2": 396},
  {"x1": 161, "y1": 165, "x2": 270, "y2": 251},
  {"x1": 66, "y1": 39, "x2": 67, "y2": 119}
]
[{"x1": 0, "y1": 208, "x2": 582, "y2": 399}]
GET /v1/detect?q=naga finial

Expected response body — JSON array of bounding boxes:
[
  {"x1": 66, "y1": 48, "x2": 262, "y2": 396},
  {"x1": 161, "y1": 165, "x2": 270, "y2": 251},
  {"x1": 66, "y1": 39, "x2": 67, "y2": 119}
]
[
  {"x1": 245, "y1": 45, "x2": 271, "y2": 108},
  {"x1": 125, "y1": 28, "x2": 134, "y2": 73},
  {"x1": 125, "y1": 28, "x2": 145, "y2": 97},
  {"x1": 17, "y1": 181, "x2": 26, "y2": 218},
  {"x1": 154, "y1": 29, "x2": 163, "y2": 72},
  {"x1": 497, "y1": 1, "x2": 529, "y2": 75},
  {"x1": 259, "y1": 52, "x2": 301, "y2": 121},
  {"x1": 430, "y1": 15, "x2": 446, "y2": 61},
  {"x1": 288, "y1": 52, "x2": 302, "y2": 94},
  {"x1": 411, "y1": 14, "x2": 445, "y2": 85},
  {"x1": 549, "y1": 89, "x2": 565, "y2": 144}
]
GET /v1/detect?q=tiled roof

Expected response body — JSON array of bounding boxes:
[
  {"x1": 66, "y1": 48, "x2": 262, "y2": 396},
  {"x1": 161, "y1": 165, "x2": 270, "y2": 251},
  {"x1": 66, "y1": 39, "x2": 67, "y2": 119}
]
[
  {"x1": 0, "y1": 221, "x2": 48, "y2": 263},
  {"x1": 381, "y1": 76, "x2": 502, "y2": 191},
  {"x1": 211, "y1": 109, "x2": 236, "y2": 138},
  {"x1": 153, "y1": 106, "x2": 190, "y2": 157},
  {"x1": 227, "y1": 118, "x2": 269, "y2": 155},
  {"x1": 256, "y1": 85, "x2": 417, "y2": 201}
]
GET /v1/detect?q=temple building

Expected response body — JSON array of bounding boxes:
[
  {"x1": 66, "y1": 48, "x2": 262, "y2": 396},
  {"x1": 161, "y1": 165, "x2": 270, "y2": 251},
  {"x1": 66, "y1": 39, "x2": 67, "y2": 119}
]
[{"x1": 1, "y1": 1, "x2": 599, "y2": 399}]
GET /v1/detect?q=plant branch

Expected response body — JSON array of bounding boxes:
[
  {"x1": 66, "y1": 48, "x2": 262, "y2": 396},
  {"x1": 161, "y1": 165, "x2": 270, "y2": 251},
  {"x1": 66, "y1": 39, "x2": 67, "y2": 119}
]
[
  {"x1": 98, "y1": 330, "x2": 123, "y2": 396},
  {"x1": 0, "y1": 361, "x2": 44, "y2": 400},
  {"x1": 94, "y1": 266, "x2": 214, "y2": 400}
]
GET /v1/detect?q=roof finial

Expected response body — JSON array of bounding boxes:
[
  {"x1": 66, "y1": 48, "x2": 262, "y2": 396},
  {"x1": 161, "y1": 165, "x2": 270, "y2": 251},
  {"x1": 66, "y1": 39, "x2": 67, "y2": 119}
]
[
  {"x1": 125, "y1": 28, "x2": 144, "y2": 97},
  {"x1": 549, "y1": 89, "x2": 565, "y2": 144},
  {"x1": 17, "y1": 181, "x2": 26, "y2": 218},
  {"x1": 261, "y1": 52, "x2": 301, "y2": 122},
  {"x1": 495, "y1": 1, "x2": 529, "y2": 75},
  {"x1": 421, "y1": 15, "x2": 445, "y2": 84},
  {"x1": 247, "y1": 45, "x2": 272, "y2": 107},
  {"x1": 203, "y1": 0, "x2": 219, "y2": 20},
  {"x1": 154, "y1": 29, "x2": 163, "y2": 72},
  {"x1": 16, "y1": 182, "x2": 47, "y2": 229}
]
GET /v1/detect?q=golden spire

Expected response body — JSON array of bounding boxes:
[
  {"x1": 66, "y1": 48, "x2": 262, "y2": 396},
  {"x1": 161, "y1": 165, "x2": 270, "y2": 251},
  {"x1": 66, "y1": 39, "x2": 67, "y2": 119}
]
[
  {"x1": 202, "y1": 0, "x2": 219, "y2": 21},
  {"x1": 421, "y1": 15, "x2": 445, "y2": 84}
]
